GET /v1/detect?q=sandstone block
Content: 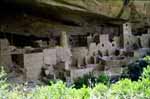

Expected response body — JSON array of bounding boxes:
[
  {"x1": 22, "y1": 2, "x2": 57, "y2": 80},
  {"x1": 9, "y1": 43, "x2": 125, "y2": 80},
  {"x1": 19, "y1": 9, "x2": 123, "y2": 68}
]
[
  {"x1": 43, "y1": 48, "x2": 56, "y2": 65},
  {"x1": 24, "y1": 52, "x2": 43, "y2": 80}
]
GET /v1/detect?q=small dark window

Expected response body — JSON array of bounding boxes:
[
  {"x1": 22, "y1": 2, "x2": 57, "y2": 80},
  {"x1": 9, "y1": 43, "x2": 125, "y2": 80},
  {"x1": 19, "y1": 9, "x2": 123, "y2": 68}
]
[
  {"x1": 102, "y1": 44, "x2": 104, "y2": 47},
  {"x1": 127, "y1": 42, "x2": 129, "y2": 45},
  {"x1": 115, "y1": 49, "x2": 120, "y2": 56},
  {"x1": 112, "y1": 43, "x2": 115, "y2": 47},
  {"x1": 24, "y1": 29, "x2": 29, "y2": 33},
  {"x1": 6, "y1": 25, "x2": 8, "y2": 28}
]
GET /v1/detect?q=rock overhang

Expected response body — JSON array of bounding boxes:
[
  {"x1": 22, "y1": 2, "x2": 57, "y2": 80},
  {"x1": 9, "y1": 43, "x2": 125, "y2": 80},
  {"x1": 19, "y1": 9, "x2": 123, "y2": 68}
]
[{"x1": 0, "y1": 0, "x2": 127, "y2": 25}]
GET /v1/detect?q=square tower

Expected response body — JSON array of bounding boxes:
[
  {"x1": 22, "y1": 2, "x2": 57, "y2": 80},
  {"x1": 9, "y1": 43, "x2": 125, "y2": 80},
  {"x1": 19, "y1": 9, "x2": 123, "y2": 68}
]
[{"x1": 123, "y1": 22, "x2": 132, "y2": 48}]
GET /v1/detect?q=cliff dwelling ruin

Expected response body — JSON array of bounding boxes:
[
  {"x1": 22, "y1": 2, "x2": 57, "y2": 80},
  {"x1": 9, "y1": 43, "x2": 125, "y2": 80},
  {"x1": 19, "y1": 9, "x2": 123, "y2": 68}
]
[{"x1": 0, "y1": 0, "x2": 150, "y2": 83}]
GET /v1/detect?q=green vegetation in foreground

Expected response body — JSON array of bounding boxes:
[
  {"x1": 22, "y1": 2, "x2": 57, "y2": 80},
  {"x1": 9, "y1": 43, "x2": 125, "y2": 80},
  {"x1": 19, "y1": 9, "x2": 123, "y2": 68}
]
[{"x1": 0, "y1": 56, "x2": 150, "y2": 99}]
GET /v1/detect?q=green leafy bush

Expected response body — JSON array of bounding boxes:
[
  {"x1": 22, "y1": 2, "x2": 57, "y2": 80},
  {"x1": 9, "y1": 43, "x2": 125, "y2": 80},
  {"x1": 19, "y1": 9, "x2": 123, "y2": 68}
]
[
  {"x1": 91, "y1": 83, "x2": 108, "y2": 98},
  {"x1": 144, "y1": 56, "x2": 150, "y2": 64},
  {"x1": 127, "y1": 59, "x2": 148, "y2": 80},
  {"x1": 141, "y1": 56, "x2": 150, "y2": 80},
  {"x1": 97, "y1": 73, "x2": 109, "y2": 85},
  {"x1": 141, "y1": 65, "x2": 150, "y2": 80},
  {"x1": 73, "y1": 72, "x2": 109, "y2": 89},
  {"x1": 73, "y1": 72, "x2": 96, "y2": 89},
  {"x1": 0, "y1": 67, "x2": 9, "y2": 99}
]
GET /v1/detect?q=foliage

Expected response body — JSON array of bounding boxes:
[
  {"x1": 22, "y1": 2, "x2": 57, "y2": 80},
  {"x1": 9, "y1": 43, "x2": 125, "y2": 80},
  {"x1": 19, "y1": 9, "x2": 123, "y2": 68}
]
[
  {"x1": 144, "y1": 56, "x2": 150, "y2": 64},
  {"x1": 73, "y1": 72, "x2": 96, "y2": 89},
  {"x1": 141, "y1": 65, "x2": 150, "y2": 80},
  {"x1": 1, "y1": 57, "x2": 150, "y2": 99},
  {"x1": 91, "y1": 83, "x2": 108, "y2": 98},
  {"x1": 0, "y1": 67, "x2": 9, "y2": 99},
  {"x1": 126, "y1": 58, "x2": 148, "y2": 81},
  {"x1": 73, "y1": 72, "x2": 109, "y2": 89},
  {"x1": 96, "y1": 73, "x2": 110, "y2": 85}
]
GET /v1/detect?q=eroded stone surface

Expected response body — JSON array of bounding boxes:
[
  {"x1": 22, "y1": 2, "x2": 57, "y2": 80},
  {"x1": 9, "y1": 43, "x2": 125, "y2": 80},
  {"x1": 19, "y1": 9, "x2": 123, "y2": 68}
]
[
  {"x1": 0, "y1": 39, "x2": 12, "y2": 71},
  {"x1": 24, "y1": 53, "x2": 43, "y2": 80},
  {"x1": 43, "y1": 48, "x2": 56, "y2": 65}
]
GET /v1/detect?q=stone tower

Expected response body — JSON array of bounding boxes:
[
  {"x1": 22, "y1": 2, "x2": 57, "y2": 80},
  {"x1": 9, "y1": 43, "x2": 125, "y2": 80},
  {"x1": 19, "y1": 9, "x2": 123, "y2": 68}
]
[
  {"x1": 123, "y1": 22, "x2": 132, "y2": 49},
  {"x1": 60, "y1": 31, "x2": 69, "y2": 48}
]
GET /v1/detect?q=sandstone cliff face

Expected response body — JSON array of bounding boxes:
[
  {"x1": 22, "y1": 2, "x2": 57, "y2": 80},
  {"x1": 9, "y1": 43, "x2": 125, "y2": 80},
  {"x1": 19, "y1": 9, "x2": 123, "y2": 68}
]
[
  {"x1": 129, "y1": 0, "x2": 150, "y2": 28},
  {"x1": 2, "y1": 0, "x2": 150, "y2": 22},
  {"x1": 1, "y1": 0, "x2": 150, "y2": 33},
  {"x1": 38, "y1": 0, "x2": 150, "y2": 22},
  {"x1": 38, "y1": 0, "x2": 124, "y2": 18}
]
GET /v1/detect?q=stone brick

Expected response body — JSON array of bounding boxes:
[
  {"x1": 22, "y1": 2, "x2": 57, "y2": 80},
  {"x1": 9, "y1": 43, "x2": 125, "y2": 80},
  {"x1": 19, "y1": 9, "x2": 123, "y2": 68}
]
[
  {"x1": 56, "y1": 47, "x2": 72, "y2": 62},
  {"x1": 43, "y1": 48, "x2": 56, "y2": 65},
  {"x1": 140, "y1": 34, "x2": 150, "y2": 48},
  {"x1": 0, "y1": 39, "x2": 12, "y2": 70},
  {"x1": 0, "y1": 54, "x2": 12, "y2": 69},
  {"x1": 0, "y1": 39, "x2": 9, "y2": 50},
  {"x1": 43, "y1": 65, "x2": 54, "y2": 76},
  {"x1": 123, "y1": 22, "x2": 132, "y2": 35},
  {"x1": 87, "y1": 35, "x2": 93, "y2": 47},
  {"x1": 105, "y1": 67, "x2": 123, "y2": 77},
  {"x1": 148, "y1": 28, "x2": 150, "y2": 34},
  {"x1": 70, "y1": 67, "x2": 94, "y2": 81},
  {"x1": 35, "y1": 40, "x2": 48, "y2": 48},
  {"x1": 72, "y1": 47, "x2": 88, "y2": 67},
  {"x1": 24, "y1": 52, "x2": 43, "y2": 80},
  {"x1": 89, "y1": 43, "x2": 97, "y2": 56},
  {"x1": 56, "y1": 47, "x2": 72, "y2": 70},
  {"x1": 105, "y1": 59, "x2": 127, "y2": 67},
  {"x1": 98, "y1": 34, "x2": 117, "y2": 56},
  {"x1": 123, "y1": 22, "x2": 140, "y2": 49},
  {"x1": 134, "y1": 48, "x2": 150, "y2": 59},
  {"x1": 60, "y1": 31, "x2": 69, "y2": 48},
  {"x1": 113, "y1": 36, "x2": 120, "y2": 48}
]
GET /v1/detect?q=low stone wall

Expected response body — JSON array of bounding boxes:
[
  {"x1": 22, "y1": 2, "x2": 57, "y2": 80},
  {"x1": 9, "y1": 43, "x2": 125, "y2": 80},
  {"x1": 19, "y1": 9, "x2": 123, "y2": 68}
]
[{"x1": 70, "y1": 67, "x2": 95, "y2": 81}]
